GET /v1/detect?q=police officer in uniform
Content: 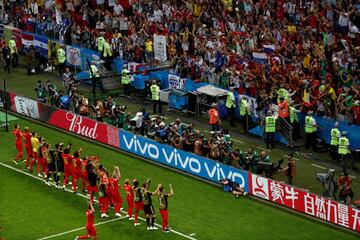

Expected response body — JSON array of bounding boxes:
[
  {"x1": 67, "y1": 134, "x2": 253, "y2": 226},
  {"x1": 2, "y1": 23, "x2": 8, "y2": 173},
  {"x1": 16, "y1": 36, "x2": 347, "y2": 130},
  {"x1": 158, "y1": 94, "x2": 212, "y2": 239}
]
[
  {"x1": 338, "y1": 131, "x2": 356, "y2": 171},
  {"x1": 239, "y1": 97, "x2": 249, "y2": 132},
  {"x1": 97, "y1": 33, "x2": 106, "y2": 58},
  {"x1": 265, "y1": 111, "x2": 276, "y2": 149},
  {"x1": 150, "y1": 80, "x2": 161, "y2": 114},
  {"x1": 121, "y1": 68, "x2": 131, "y2": 96},
  {"x1": 2, "y1": 43, "x2": 11, "y2": 73},
  {"x1": 8, "y1": 36, "x2": 18, "y2": 67},
  {"x1": 304, "y1": 111, "x2": 317, "y2": 150},
  {"x1": 103, "y1": 39, "x2": 113, "y2": 70},
  {"x1": 90, "y1": 61, "x2": 104, "y2": 93},
  {"x1": 330, "y1": 122, "x2": 340, "y2": 161},
  {"x1": 57, "y1": 45, "x2": 66, "y2": 76},
  {"x1": 226, "y1": 87, "x2": 236, "y2": 127}
]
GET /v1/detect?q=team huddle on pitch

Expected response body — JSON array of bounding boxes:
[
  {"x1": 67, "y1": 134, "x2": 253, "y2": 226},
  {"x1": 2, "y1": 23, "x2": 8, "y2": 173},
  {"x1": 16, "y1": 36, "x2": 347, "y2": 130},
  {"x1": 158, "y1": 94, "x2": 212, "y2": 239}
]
[{"x1": 11, "y1": 124, "x2": 174, "y2": 239}]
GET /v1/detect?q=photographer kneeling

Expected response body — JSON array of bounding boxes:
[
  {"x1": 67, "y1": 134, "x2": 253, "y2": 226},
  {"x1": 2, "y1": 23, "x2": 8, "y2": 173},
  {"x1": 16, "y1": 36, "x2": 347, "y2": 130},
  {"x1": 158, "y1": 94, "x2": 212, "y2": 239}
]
[{"x1": 220, "y1": 178, "x2": 247, "y2": 198}]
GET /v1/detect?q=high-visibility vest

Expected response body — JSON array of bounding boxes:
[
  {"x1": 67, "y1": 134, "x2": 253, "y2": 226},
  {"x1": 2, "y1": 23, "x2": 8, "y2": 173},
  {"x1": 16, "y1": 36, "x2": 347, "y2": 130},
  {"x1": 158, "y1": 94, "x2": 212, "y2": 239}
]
[
  {"x1": 277, "y1": 88, "x2": 289, "y2": 103},
  {"x1": 330, "y1": 128, "x2": 340, "y2": 146},
  {"x1": 9, "y1": 39, "x2": 17, "y2": 54},
  {"x1": 265, "y1": 116, "x2": 276, "y2": 133},
  {"x1": 338, "y1": 137, "x2": 349, "y2": 155},
  {"x1": 305, "y1": 116, "x2": 316, "y2": 133},
  {"x1": 150, "y1": 85, "x2": 160, "y2": 100},
  {"x1": 240, "y1": 99, "x2": 247, "y2": 116},
  {"x1": 289, "y1": 107, "x2": 298, "y2": 123},
  {"x1": 103, "y1": 42, "x2": 112, "y2": 58},
  {"x1": 209, "y1": 108, "x2": 219, "y2": 125},
  {"x1": 121, "y1": 69, "x2": 131, "y2": 84},
  {"x1": 278, "y1": 100, "x2": 289, "y2": 118},
  {"x1": 57, "y1": 48, "x2": 66, "y2": 64},
  {"x1": 226, "y1": 91, "x2": 236, "y2": 108},
  {"x1": 97, "y1": 36, "x2": 105, "y2": 52},
  {"x1": 90, "y1": 65, "x2": 100, "y2": 78}
]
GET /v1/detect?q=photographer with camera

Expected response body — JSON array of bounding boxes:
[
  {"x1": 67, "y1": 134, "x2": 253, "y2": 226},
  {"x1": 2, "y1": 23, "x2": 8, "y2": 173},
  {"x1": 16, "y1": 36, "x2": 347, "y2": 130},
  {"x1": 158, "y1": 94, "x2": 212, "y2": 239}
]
[
  {"x1": 243, "y1": 147, "x2": 259, "y2": 173},
  {"x1": 46, "y1": 80, "x2": 58, "y2": 106},
  {"x1": 338, "y1": 172, "x2": 354, "y2": 205},
  {"x1": 281, "y1": 153, "x2": 296, "y2": 185},
  {"x1": 34, "y1": 80, "x2": 47, "y2": 103}
]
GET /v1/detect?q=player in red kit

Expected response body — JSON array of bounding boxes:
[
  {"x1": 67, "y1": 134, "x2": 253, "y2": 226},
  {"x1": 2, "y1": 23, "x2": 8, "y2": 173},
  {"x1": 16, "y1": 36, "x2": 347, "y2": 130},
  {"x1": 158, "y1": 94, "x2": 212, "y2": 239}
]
[
  {"x1": 109, "y1": 166, "x2": 123, "y2": 217},
  {"x1": 157, "y1": 184, "x2": 174, "y2": 233},
  {"x1": 75, "y1": 203, "x2": 97, "y2": 240},
  {"x1": 62, "y1": 146, "x2": 74, "y2": 191},
  {"x1": 98, "y1": 164, "x2": 109, "y2": 218},
  {"x1": 133, "y1": 178, "x2": 144, "y2": 226},
  {"x1": 124, "y1": 179, "x2": 134, "y2": 220},
  {"x1": 72, "y1": 150, "x2": 84, "y2": 193},
  {"x1": 12, "y1": 124, "x2": 23, "y2": 165},
  {"x1": 81, "y1": 157, "x2": 89, "y2": 192},
  {"x1": 23, "y1": 127, "x2": 32, "y2": 168}
]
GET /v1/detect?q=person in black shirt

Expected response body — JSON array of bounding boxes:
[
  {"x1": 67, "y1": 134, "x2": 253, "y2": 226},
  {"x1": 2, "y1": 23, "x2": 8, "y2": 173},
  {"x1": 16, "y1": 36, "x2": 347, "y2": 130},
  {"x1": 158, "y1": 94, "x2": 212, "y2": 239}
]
[
  {"x1": 2, "y1": 44, "x2": 11, "y2": 73},
  {"x1": 141, "y1": 179, "x2": 160, "y2": 231},
  {"x1": 87, "y1": 163, "x2": 98, "y2": 204}
]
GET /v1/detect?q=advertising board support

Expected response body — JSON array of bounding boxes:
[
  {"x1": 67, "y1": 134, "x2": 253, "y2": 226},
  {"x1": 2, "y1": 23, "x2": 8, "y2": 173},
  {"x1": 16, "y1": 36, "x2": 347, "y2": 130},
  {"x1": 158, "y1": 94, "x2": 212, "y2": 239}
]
[{"x1": 2, "y1": 78, "x2": 9, "y2": 132}]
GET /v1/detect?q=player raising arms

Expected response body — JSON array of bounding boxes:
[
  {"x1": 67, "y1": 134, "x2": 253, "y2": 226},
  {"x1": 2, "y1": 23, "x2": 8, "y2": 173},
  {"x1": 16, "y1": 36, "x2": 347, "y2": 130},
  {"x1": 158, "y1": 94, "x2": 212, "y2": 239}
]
[
  {"x1": 74, "y1": 203, "x2": 97, "y2": 240},
  {"x1": 72, "y1": 150, "x2": 84, "y2": 193},
  {"x1": 142, "y1": 179, "x2": 159, "y2": 230},
  {"x1": 133, "y1": 178, "x2": 144, "y2": 226},
  {"x1": 12, "y1": 124, "x2": 23, "y2": 165},
  {"x1": 23, "y1": 127, "x2": 32, "y2": 168},
  {"x1": 109, "y1": 166, "x2": 123, "y2": 217},
  {"x1": 124, "y1": 179, "x2": 134, "y2": 220},
  {"x1": 86, "y1": 163, "x2": 98, "y2": 204},
  {"x1": 157, "y1": 184, "x2": 174, "y2": 233},
  {"x1": 98, "y1": 164, "x2": 109, "y2": 218}
]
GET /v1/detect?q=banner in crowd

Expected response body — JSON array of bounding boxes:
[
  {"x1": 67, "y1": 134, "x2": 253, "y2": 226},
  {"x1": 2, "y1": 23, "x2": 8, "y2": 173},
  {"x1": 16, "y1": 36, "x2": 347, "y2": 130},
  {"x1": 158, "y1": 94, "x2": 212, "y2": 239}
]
[
  {"x1": 21, "y1": 32, "x2": 34, "y2": 47},
  {"x1": 119, "y1": 130, "x2": 249, "y2": 191},
  {"x1": 252, "y1": 52, "x2": 268, "y2": 64},
  {"x1": 12, "y1": 28, "x2": 22, "y2": 49},
  {"x1": 48, "y1": 109, "x2": 119, "y2": 147},
  {"x1": 249, "y1": 174, "x2": 360, "y2": 232},
  {"x1": 34, "y1": 35, "x2": 50, "y2": 59},
  {"x1": 238, "y1": 94, "x2": 258, "y2": 118},
  {"x1": 81, "y1": 48, "x2": 101, "y2": 71},
  {"x1": 168, "y1": 74, "x2": 183, "y2": 89},
  {"x1": 153, "y1": 34, "x2": 167, "y2": 62},
  {"x1": 66, "y1": 45, "x2": 82, "y2": 67}
]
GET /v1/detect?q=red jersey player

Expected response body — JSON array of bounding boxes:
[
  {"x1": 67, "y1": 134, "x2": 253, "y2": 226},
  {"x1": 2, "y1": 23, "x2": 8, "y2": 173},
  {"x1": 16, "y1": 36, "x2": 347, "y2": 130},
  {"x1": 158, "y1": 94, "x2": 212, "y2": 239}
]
[
  {"x1": 75, "y1": 203, "x2": 97, "y2": 240},
  {"x1": 23, "y1": 127, "x2": 32, "y2": 168},
  {"x1": 133, "y1": 178, "x2": 144, "y2": 226},
  {"x1": 62, "y1": 147, "x2": 74, "y2": 191},
  {"x1": 109, "y1": 166, "x2": 123, "y2": 217},
  {"x1": 12, "y1": 124, "x2": 23, "y2": 164},
  {"x1": 81, "y1": 157, "x2": 89, "y2": 192},
  {"x1": 124, "y1": 179, "x2": 134, "y2": 220},
  {"x1": 72, "y1": 150, "x2": 84, "y2": 193},
  {"x1": 98, "y1": 164, "x2": 109, "y2": 218},
  {"x1": 157, "y1": 184, "x2": 174, "y2": 233}
]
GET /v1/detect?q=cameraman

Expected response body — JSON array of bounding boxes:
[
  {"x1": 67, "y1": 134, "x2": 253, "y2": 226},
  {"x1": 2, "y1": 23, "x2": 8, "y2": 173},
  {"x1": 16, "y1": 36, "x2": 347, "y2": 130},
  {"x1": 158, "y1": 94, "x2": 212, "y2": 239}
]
[
  {"x1": 245, "y1": 147, "x2": 259, "y2": 173},
  {"x1": 338, "y1": 172, "x2": 354, "y2": 205},
  {"x1": 46, "y1": 80, "x2": 58, "y2": 106},
  {"x1": 282, "y1": 153, "x2": 296, "y2": 185},
  {"x1": 34, "y1": 80, "x2": 47, "y2": 103}
]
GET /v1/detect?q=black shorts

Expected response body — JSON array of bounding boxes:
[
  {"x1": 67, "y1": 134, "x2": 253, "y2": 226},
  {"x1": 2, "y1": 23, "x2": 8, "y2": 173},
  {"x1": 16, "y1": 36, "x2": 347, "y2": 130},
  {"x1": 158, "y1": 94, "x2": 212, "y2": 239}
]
[
  {"x1": 56, "y1": 161, "x2": 64, "y2": 173},
  {"x1": 48, "y1": 162, "x2": 56, "y2": 172},
  {"x1": 144, "y1": 204, "x2": 155, "y2": 215}
]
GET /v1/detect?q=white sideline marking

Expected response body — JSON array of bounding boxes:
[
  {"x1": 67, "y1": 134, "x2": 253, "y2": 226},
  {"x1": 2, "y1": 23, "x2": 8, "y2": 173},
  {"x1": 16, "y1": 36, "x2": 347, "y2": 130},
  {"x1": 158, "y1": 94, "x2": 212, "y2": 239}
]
[
  {"x1": 0, "y1": 162, "x2": 197, "y2": 240},
  {"x1": 311, "y1": 164, "x2": 327, "y2": 170},
  {"x1": 189, "y1": 233, "x2": 196, "y2": 236},
  {"x1": 37, "y1": 216, "x2": 127, "y2": 240},
  {"x1": 350, "y1": 175, "x2": 357, "y2": 179},
  {"x1": 204, "y1": 130, "x2": 244, "y2": 144}
]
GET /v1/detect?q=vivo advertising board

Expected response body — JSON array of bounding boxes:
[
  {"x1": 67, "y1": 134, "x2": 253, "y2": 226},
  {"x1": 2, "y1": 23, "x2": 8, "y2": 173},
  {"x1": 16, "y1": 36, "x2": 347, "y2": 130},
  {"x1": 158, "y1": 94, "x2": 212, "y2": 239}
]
[{"x1": 119, "y1": 130, "x2": 249, "y2": 191}]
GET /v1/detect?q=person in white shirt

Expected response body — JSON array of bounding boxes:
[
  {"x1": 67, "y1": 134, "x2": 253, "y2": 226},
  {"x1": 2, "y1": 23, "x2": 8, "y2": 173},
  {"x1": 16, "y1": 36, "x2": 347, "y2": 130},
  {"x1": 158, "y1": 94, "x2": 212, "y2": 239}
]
[
  {"x1": 153, "y1": 5, "x2": 163, "y2": 23},
  {"x1": 113, "y1": 2, "x2": 124, "y2": 16}
]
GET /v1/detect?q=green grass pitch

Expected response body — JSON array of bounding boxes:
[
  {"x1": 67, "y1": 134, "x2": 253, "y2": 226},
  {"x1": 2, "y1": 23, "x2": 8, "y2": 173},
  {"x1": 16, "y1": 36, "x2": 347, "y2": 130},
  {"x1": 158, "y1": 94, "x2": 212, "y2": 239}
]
[{"x1": 0, "y1": 114, "x2": 358, "y2": 240}]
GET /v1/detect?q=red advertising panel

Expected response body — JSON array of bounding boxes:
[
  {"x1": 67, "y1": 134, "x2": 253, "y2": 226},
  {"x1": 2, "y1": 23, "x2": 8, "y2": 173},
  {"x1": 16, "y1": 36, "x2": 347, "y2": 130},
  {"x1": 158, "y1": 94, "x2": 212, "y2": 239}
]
[
  {"x1": 249, "y1": 174, "x2": 360, "y2": 232},
  {"x1": 48, "y1": 109, "x2": 119, "y2": 147}
]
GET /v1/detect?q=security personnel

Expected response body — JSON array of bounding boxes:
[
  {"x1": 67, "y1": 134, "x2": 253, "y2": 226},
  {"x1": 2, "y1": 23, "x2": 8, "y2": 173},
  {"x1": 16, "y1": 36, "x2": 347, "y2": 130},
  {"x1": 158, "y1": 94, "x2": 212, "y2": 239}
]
[
  {"x1": 265, "y1": 111, "x2": 276, "y2": 149},
  {"x1": 2, "y1": 43, "x2": 11, "y2": 73},
  {"x1": 97, "y1": 34, "x2": 106, "y2": 57},
  {"x1": 150, "y1": 80, "x2": 162, "y2": 114},
  {"x1": 304, "y1": 111, "x2": 317, "y2": 150},
  {"x1": 57, "y1": 45, "x2": 66, "y2": 76},
  {"x1": 90, "y1": 61, "x2": 100, "y2": 78},
  {"x1": 8, "y1": 36, "x2": 18, "y2": 67},
  {"x1": 103, "y1": 40, "x2": 113, "y2": 70},
  {"x1": 239, "y1": 97, "x2": 249, "y2": 132},
  {"x1": 121, "y1": 68, "x2": 131, "y2": 96},
  {"x1": 226, "y1": 87, "x2": 236, "y2": 127},
  {"x1": 330, "y1": 122, "x2": 340, "y2": 161},
  {"x1": 289, "y1": 104, "x2": 300, "y2": 141},
  {"x1": 209, "y1": 103, "x2": 220, "y2": 131},
  {"x1": 338, "y1": 131, "x2": 356, "y2": 171}
]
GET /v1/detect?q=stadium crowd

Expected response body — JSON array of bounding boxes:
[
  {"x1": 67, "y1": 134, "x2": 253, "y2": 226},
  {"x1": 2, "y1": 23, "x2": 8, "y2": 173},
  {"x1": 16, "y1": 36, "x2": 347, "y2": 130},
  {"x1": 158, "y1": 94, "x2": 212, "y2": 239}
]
[{"x1": 1, "y1": 0, "x2": 360, "y2": 124}]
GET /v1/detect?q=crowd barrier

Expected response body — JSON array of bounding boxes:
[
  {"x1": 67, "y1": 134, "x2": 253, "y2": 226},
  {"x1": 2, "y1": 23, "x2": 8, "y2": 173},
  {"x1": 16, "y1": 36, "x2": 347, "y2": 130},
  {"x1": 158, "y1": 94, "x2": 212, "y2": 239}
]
[{"x1": 0, "y1": 89, "x2": 359, "y2": 233}]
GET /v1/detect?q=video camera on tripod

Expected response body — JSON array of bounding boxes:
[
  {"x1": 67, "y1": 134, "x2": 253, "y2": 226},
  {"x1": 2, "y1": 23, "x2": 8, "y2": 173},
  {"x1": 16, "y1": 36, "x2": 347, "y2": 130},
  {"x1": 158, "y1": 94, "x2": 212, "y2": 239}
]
[{"x1": 257, "y1": 159, "x2": 284, "y2": 178}]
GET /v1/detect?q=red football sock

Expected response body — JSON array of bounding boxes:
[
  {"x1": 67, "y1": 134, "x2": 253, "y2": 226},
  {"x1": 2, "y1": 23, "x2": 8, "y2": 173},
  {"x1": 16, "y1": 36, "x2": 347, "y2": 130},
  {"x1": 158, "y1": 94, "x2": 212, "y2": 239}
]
[{"x1": 77, "y1": 235, "x2": 91, "y2": 239}]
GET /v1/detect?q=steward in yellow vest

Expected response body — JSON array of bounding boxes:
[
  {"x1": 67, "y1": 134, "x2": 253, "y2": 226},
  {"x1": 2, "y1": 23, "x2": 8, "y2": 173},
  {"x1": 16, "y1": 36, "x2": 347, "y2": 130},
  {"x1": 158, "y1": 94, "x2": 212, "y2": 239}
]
[
  {"x1": 338, "y1": 131, "x2": 357, "y2": 171},
  {"x1": 226, "y1": 87, "x2": 236, "y2": 127},
  {"x1": 265, "y1": 111, "x2": 276, "y2": 149},
  {"x1": 150, "y1": 80, "x2": 162, "y2": 114}
]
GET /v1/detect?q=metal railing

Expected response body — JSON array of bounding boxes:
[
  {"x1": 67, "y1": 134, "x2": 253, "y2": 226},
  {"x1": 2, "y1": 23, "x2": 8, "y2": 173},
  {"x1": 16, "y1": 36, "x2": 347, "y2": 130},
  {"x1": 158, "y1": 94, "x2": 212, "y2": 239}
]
[{"x1": 277, "y1": 117, "x2": 293, "y2": 147}]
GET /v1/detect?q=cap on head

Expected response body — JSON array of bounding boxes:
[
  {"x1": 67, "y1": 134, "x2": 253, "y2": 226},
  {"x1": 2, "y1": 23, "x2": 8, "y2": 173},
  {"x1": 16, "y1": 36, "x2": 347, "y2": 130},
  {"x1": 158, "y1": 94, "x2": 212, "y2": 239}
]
[
  {"x1": 307, "y1": 111, "x2": 313, "y2": 116},
  {"x1": 335, "y1": 121, "x2": 339, "y2": 128},
  {"x1": 341, "y1": 131, "x2": 347, "y2": 136}
]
